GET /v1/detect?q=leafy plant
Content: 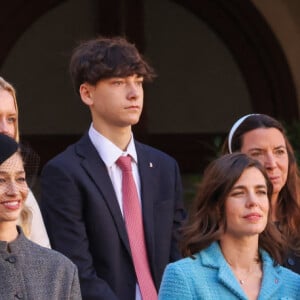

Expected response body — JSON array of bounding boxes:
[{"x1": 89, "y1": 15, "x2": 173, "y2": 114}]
[
  {"x1": 282, "y1": 120, "x2": 300, "y2": 166},
  {"x1": 182, "y1": 135, "x2": 224, "y2": 209}
]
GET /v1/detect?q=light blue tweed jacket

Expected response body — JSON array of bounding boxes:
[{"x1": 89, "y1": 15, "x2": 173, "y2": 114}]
[{"x1": 158, "y1": 242, "x2": 300, "y2": 300}]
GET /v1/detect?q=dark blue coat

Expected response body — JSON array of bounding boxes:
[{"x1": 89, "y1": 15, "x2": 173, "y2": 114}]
[{"x1": 40, "y1": 133, "x2": 186, "y2": 300}]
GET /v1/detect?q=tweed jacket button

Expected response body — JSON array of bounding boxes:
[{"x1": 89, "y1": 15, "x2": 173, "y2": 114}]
[
  {"x1": 288, "y1": 257, "x2": 295, "y2": 266},
  {"x1": 15, "y1": 292, "x2": 24, "y2": 299},
  {"x1": 6, "y1": 256, "x2": 17, "y2": 263}
]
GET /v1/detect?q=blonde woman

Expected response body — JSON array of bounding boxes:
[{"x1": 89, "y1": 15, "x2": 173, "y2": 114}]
[{"x1": 0, "y1": 76, "x2": 50, "y2": 247}]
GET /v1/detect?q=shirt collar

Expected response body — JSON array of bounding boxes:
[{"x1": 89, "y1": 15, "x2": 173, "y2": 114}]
[{"x1": 89, "y1": 124, "x2": 138, "y2": 167}]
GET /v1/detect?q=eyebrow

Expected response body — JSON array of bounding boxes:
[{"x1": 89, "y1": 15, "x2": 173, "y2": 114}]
[
  {"x1": 248, "y1": 145, "x2": 286, "y2": 151},
  {"x1": 0, "y1": 170, "x2": 25, "y2": 175},
  {"x1": 232, "y1": 184, "x2": 267, "y2": 190}
]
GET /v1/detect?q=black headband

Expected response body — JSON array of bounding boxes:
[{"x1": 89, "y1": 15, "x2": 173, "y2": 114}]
[{"x1": 0, "y1": 134, "x2": 18, "y2": 164}]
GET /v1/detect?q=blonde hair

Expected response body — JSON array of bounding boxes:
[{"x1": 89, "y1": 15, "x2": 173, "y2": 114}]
[
  {"x1": 20, "y1": 203, "x2": 32, "y2": 237},
  {"x1": 0, "y1": 77, "x2": 20, "y2": 141},
  {"x1": 0, "y1": 76, "x2": 32, "y2": 236}
]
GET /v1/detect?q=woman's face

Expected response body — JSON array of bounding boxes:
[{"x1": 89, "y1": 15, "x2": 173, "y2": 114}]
[
  {"x1": 0, "y1": 89, "x2": 17, "y2": 139},
  {"x1": 224, "y1": 167, "x2": 269, "y2": 239},
  {"x1": 240, "y1": 128, "x2": 288, "y2": 201},
  {"x1": 0, "y1": 153, "x2": 28, "y2": 223}
]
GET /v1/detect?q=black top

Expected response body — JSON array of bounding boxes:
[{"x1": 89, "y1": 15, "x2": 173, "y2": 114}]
[
  {"x1": 284, "y1": 252, "x2": 300, "y2": 274},
  {"x1": 274, "y1": 221, "x2": 300, "y2": 274}
]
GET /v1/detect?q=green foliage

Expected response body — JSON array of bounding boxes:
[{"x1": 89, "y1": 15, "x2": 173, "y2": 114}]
[
  {"x1": 282, "y1": 120, "x2": 300, "y2": 166},
  {"x1": 182, "y1": 122, "x2": 300, "y2": 210},
  {"x1": 182, "y1": 135, "x2": 224, "y2": 209},
  {"x1": 182, "y1": 173, "x2": 201, "y2": 210}
]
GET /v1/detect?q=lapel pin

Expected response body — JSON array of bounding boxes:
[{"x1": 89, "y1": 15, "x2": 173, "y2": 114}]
[{"x1": 149, "y1": 162, "x2": 153, "y2": 168}]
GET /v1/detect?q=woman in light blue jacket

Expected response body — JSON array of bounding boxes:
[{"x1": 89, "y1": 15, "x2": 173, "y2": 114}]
[{"x1": 159, "y1": 153, "x2": 300, "y2": 300}]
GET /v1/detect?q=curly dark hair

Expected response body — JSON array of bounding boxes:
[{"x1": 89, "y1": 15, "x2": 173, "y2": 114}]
[
  {"x1": 69, "y1": 36, "x2": 156, "y2": 95},
  {"x1": 181, "y1": 153, "x2": 285, "y2": 264}
]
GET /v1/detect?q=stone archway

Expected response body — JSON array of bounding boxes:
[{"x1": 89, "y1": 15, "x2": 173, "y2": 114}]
[
  {"x1": 172, "y1": 0, "x2": 298, "y2": 121},
  {"x1": 0, "y1": 1, "x2": 66, "y2": 68}
]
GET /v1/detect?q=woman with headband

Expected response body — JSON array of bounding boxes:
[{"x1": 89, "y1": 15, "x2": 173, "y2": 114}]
[
  {"x1": 0, "y1": 77, "x2": 50, "y2": 248},
  {"x1": 222, "y1": 113, "x2": 300, "y2": 274}
]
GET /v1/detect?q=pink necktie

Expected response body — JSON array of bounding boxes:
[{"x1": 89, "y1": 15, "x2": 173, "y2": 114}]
[{"x1": 116, "y1": 156, "x2": 157, "y2": 300}]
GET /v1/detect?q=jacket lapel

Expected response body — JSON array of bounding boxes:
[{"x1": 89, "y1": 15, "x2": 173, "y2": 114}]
[
  {"x1": 202, "y1": 242, "x2": 248, "y2": 300},
  {"x1": 76, "y1": 134, "x2": 131, "y2": 254},
  {"x1": 257, "y1": 250, "x2": 282, "y2": 299},
  {"x1": 202, "y1": 243, "x2": 283, "y2": 300},
  {"x1": 218, "y1": 264, "x2": 248, "y2": 300},
  {"x1": 135, "y1": 142, "x2": 156, "y2": 268}
]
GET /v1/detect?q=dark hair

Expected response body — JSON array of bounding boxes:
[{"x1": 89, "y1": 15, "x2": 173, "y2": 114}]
[
  {"x1": 222, "y1": 114, "x2": 300, "y2": 255},
  {"x1": 181, "y1": 153, "x2": 285, "y2": 264},
  {"x1": 69, "y1": 36, "x2": 156, "y2": 95}
]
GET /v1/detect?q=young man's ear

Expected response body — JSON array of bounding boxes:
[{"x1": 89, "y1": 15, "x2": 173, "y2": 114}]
[{"x1": 79, "y1": 83, "x2": 94, "y2": 106}]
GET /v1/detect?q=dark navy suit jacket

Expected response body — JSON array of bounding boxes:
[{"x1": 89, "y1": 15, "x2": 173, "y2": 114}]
[{"x1": 40, "y1": 133, "x2": 186, "y2": 300}]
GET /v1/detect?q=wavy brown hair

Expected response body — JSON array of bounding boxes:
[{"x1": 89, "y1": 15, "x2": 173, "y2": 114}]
[
  {"x1": 69, "y1": 36, "x2": 156, "y2": 95},
  {"x1": 181, "y1": 153, "x2": 285, "y2": 264},
  {"x1": 222, "y1": 114, "x2": 300, "y2": 255}
]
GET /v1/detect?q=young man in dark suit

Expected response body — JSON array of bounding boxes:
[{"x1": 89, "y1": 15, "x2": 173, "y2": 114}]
[{"x1": 40, "y1": 36, "x2": 186, "y2": 300}]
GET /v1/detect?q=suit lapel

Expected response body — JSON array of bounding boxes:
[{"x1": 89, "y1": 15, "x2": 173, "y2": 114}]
[
  {"x1": 75, "y1": 136, "x2": 158, "y2": 263},
  {"x1": 76, "y1": 134, "x2": 131, "y2": 254},
  {"x1": 135, "y1": 142, "x2": 156, "y2": 267}
]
